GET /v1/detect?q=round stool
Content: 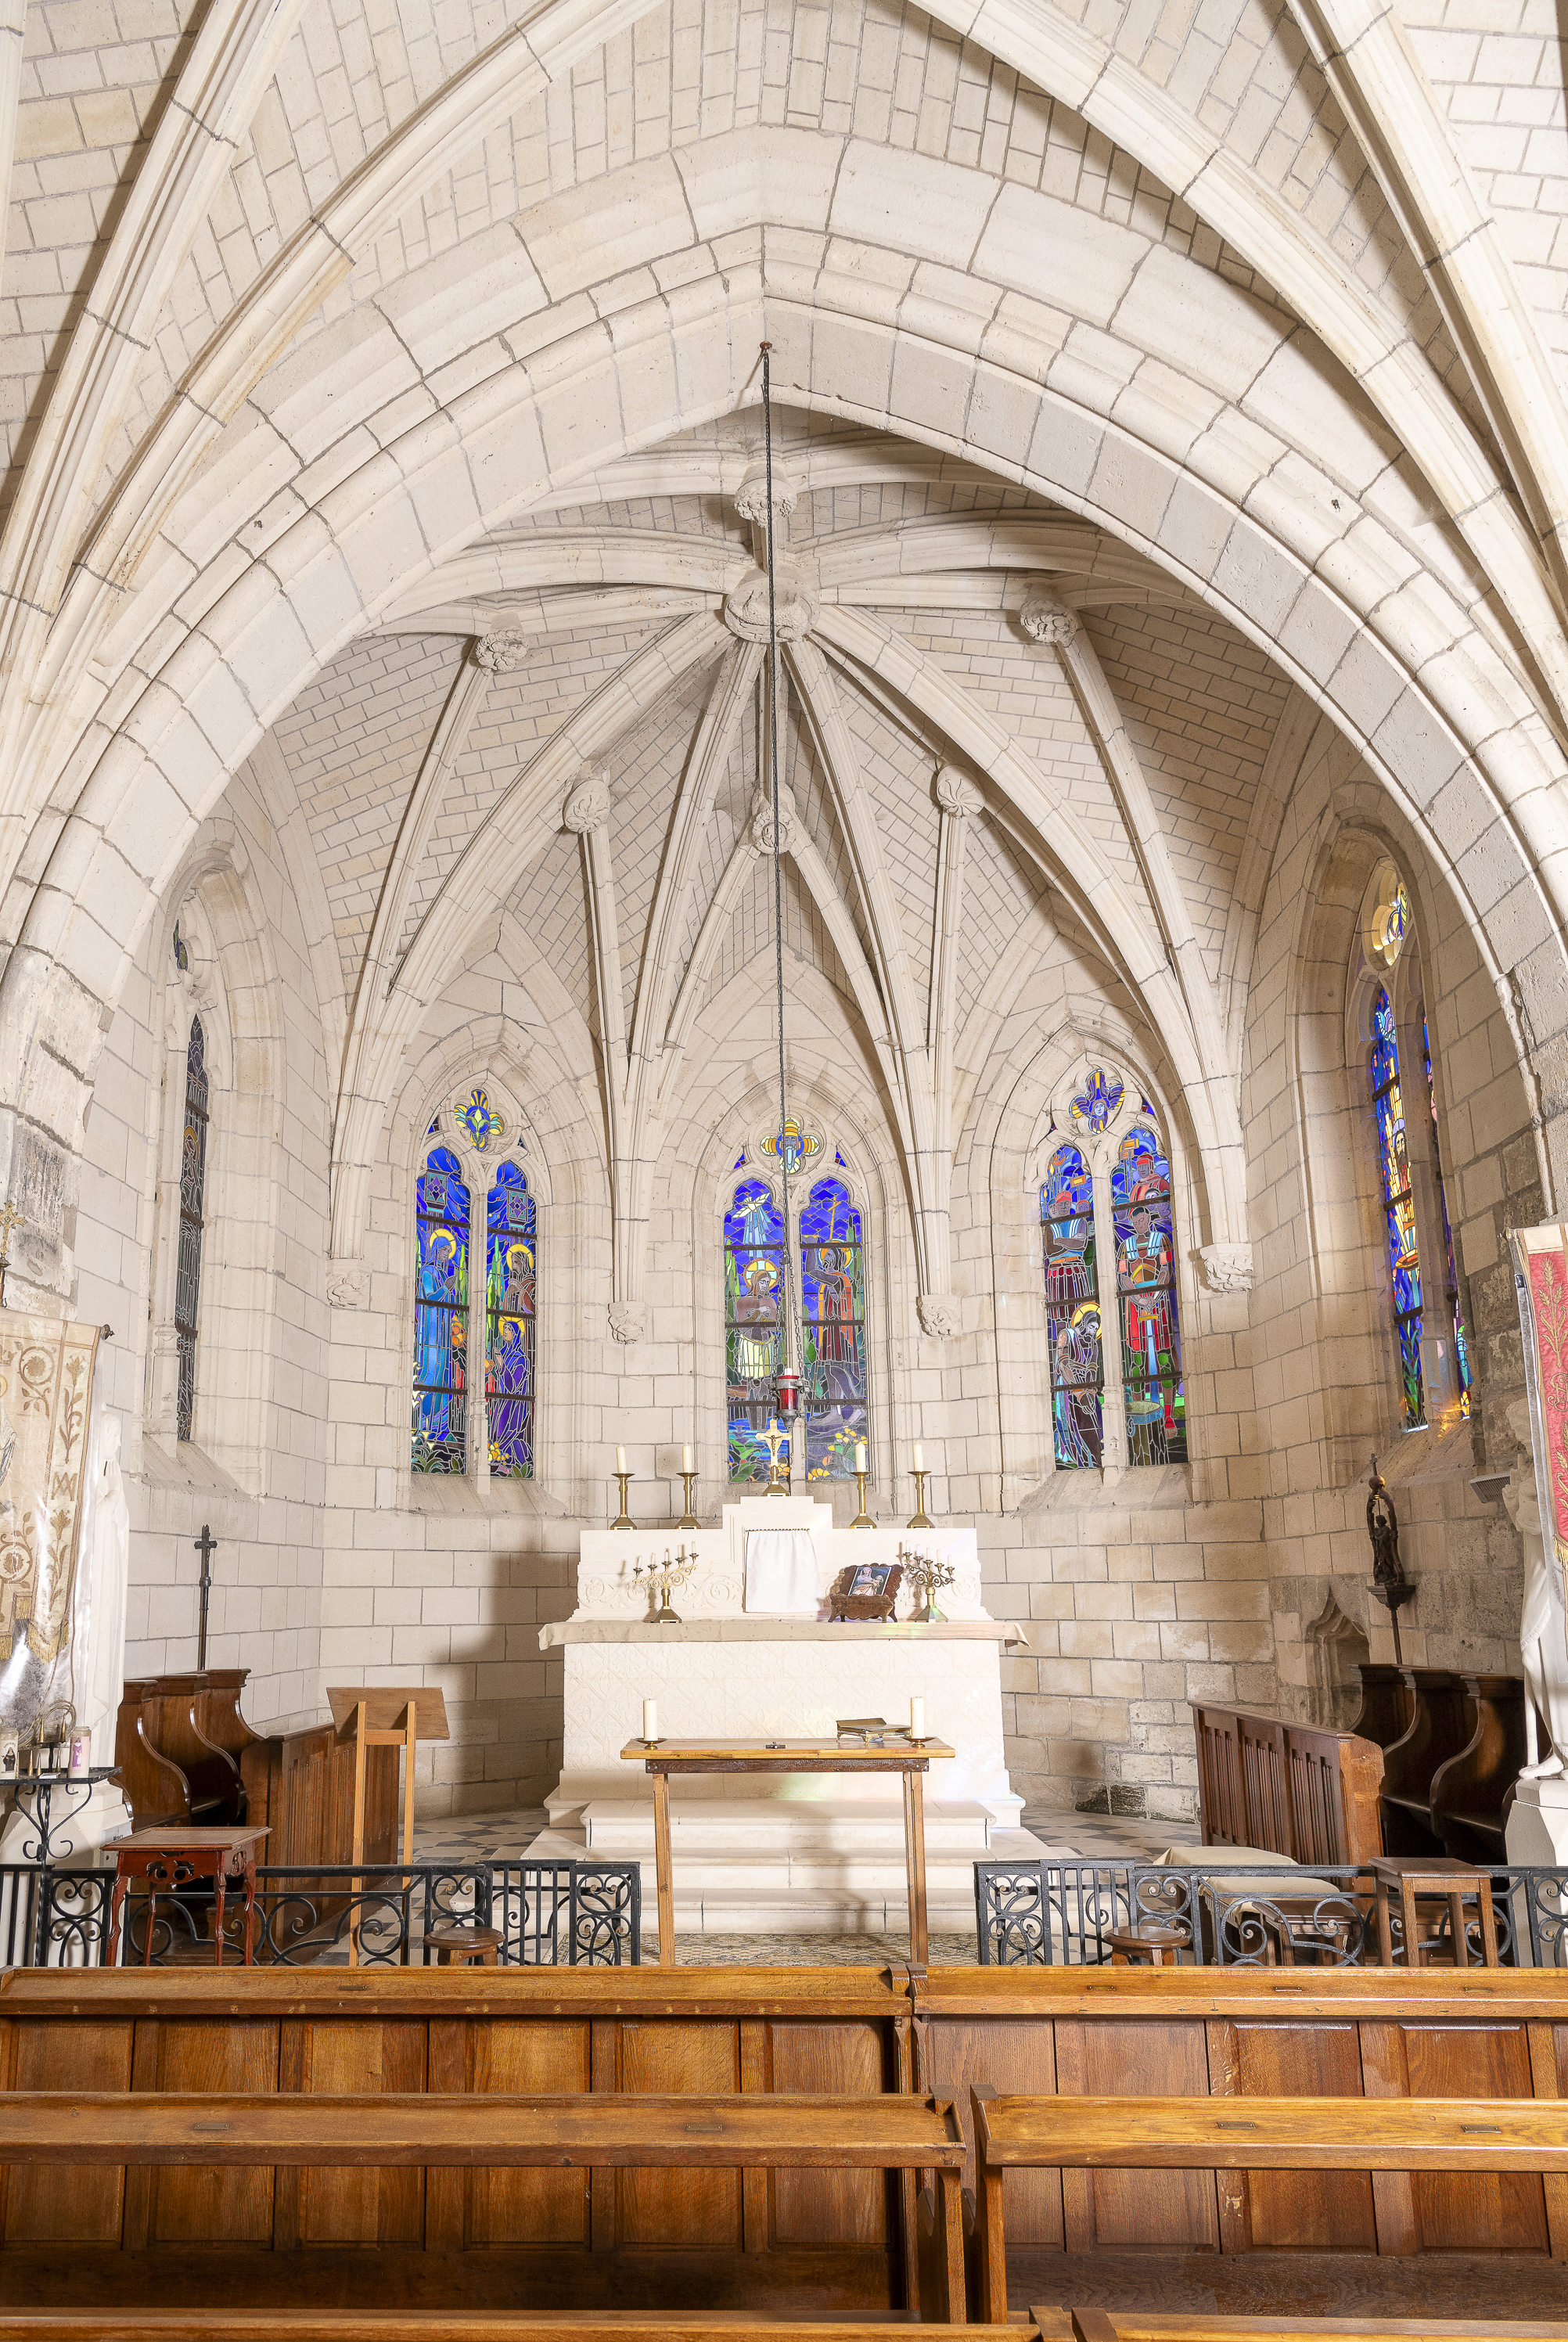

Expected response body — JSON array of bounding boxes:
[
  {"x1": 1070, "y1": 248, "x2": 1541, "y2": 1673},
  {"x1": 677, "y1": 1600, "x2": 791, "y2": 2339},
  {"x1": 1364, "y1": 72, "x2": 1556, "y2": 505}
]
[
  {"x1": 1103, "y1": 1921, "x2": 1190, "y2": 1968},
  {"x1": 426, "y1": 1923, "x2": 502, "y2": 1967}
]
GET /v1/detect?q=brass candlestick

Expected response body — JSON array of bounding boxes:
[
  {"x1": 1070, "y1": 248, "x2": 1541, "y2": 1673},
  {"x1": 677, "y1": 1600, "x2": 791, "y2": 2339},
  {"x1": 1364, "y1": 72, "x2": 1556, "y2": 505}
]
[
  {"x1": 678, "y1": 1470, "x2": 699, "y2": 1528},
  {"x1": 635, "y1": 1545, "x2": 697, "y2": 1624},
  {"x1": 612, "y1": 1471, "x2": 635, "y2": 1529},
  {"x1": 851, "y1": 1469, "x2": 873, "y2": 1527},
  {"x1": 907, "y1": 1468, "x2": 933, "y2": 1529}
]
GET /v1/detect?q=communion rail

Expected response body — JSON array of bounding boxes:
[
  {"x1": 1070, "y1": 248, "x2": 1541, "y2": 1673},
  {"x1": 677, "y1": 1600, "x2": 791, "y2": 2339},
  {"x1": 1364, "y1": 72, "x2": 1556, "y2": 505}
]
[
  {"x1": 0, "y1": 1857, "x2": 641, "y2": 1970},
  {"x1": 974, "y1": 1856, "x2": 1568, "y2": 1968}
]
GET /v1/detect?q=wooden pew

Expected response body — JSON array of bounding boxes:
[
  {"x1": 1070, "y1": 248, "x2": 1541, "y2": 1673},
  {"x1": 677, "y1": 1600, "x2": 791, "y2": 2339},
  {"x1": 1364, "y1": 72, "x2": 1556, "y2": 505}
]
[
  {"x1": 972, "y1": 2087, "x2": 1568, "y2": 2323},
  {"x1": 1188, "y1": 1705, "x2": 1383, "y2": 1863},
  {"x1": 1068, "y1": 2315, "x2": 1566, "y2": 2339},
  {"x1": 0, "y1": 2324, "x2": 1074, "y2": 2341}
]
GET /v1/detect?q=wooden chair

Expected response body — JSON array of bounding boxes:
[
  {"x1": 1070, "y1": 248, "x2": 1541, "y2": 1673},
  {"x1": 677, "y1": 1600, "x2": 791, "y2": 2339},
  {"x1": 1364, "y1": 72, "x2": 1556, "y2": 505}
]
[{"x1": 969, "y1": 2085, "x2": 1568, "y2": 2322}]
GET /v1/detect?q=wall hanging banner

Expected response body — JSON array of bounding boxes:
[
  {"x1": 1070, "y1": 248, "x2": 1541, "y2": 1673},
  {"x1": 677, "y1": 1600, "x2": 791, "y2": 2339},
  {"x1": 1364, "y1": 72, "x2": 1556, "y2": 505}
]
[
  {"x1": 0, "y1": 1313, "x2": 102, "y2": 1667},
  {"x1": 1511, "y1": 1223, "x2": 1568, "y2": 1574}
]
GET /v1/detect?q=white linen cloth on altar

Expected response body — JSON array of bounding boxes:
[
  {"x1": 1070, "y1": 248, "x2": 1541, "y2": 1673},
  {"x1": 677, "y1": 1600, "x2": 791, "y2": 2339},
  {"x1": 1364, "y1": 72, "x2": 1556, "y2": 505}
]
[{"x1": 743, "y1": 1529, "x2": 820, "y2": 1615}]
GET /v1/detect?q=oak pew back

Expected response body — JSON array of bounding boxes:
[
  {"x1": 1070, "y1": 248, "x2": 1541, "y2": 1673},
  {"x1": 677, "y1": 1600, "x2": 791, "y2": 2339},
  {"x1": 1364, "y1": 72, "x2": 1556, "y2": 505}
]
[
  {"x1": 0, "y1": 2322, "x2": 1072, "y2": 2342},
  {"x1": 1069, "y1": 2316, "x2": 1567, "y2": 2340}
]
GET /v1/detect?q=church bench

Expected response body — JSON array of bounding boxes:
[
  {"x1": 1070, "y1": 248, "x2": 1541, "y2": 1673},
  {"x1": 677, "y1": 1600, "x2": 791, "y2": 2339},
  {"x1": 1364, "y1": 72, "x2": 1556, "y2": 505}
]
[
  {"x1": 1066, "y1": 2317, "x2": 1567, "y2": 2340},
  {"x1": 972, "y1": 2088, "x2": 1568, "y2": 2326},
  {"x1": 0, "y1": 2324, "x2": 1072, "y2": 2341}
]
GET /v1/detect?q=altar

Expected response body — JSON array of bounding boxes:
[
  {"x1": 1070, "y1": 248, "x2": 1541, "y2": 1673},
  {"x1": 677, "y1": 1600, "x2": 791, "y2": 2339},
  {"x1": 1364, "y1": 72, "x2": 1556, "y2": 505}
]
[{"x1": 534, "y1": 1496, "x2": 1049, "y2": 1937}]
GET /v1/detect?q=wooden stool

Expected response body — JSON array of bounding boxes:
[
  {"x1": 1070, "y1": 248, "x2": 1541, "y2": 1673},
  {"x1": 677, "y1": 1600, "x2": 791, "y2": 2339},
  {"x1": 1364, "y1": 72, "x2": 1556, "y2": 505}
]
[
  {"x1": 1371, "y1": 1855, "x2": 1499, "y2": 1967},
  {"x1": 426, "y1": 1922, "x2": 502, "y2": 1966},
  {"x1": 1104, "y1": 1920, "x2": 1189, "y2": 1967}
]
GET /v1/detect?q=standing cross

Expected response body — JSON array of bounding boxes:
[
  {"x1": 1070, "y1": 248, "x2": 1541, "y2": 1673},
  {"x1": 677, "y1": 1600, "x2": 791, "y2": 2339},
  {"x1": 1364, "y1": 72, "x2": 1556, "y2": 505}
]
[
  {"x1": 193, "y1": 1523, "x2": 218, "y2": 1672},
  {"x1": 761, "y1": 1418, "x2": 789, "y2": 1471}
]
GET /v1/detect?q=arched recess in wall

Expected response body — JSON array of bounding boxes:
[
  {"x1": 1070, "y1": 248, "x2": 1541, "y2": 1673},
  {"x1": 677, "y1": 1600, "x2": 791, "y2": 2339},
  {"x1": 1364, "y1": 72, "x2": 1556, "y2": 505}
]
[
  {"x1": 1277, "y1": 787, "x2": 1516, "y2": 1483},
  {"x1": 146, "y1": 834, "x2": 282, "y2": 1488},
  {"x1": 390, "y1": 1049, "x2": 558, "y2": 1507},
  {"x1": 691, "y1": 1077, "x2": 901, "y2": 1501}
]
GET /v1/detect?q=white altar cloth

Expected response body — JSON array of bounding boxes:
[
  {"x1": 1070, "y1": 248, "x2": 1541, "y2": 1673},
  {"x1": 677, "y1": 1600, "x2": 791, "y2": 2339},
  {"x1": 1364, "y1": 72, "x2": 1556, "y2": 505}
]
[{"x1": 744, "y1": 1529, "x2": 818, "y2": 1614}]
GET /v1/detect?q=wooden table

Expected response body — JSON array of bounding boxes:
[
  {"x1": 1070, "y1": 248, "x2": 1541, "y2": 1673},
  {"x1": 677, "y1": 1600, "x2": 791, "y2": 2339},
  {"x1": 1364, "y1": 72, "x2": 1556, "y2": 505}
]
[
  {"x1": 106, "y1": 1825, "x2": 269, "y2": 1966},
  {"x1": 620, "y1": 1734, "x2": 955, "y2": 1966}
]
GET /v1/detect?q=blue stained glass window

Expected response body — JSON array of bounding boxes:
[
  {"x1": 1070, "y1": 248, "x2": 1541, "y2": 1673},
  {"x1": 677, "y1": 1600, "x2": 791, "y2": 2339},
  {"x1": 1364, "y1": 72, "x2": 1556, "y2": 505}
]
[
  {"x1": 1370, "y1": 987, "x2": 1423, "y2": 1429},
  {"x1": 726, "y1": 1178, "x2": 784, "y2": 1481},
  {"x1": 1042, "y1": 1144, "x2": 1102, "y2": 1469},
  {"x1": 1112, "y1": 1128, "x2": 1186, "y2": 1466},
  {"x1": 1422, "y1": 1015, "x2": 1472, "y2": 1421},
  {"x1": 485, "y1": 1160, "x2": 535, "y2": 1478},
  {"x1": 800, "y1": 1176, "x2": 867, "y2": 1480},
  {"x1": 1070, "y1": 1067, "x2": 1124, "y2": 1135},
  {"x1": 412, "y1": 1144, "x2": 469, "y2": 1473},
  {"x1": 175, "y1": 1015, "x2": 208, "y2": 1442}
]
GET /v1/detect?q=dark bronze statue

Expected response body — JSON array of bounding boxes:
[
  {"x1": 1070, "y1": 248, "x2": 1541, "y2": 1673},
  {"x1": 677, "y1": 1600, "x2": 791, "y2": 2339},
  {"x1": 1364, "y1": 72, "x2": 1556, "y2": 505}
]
[{"x1": 1367, "y1": 1453, "x2": 1405, "y2": 1585}]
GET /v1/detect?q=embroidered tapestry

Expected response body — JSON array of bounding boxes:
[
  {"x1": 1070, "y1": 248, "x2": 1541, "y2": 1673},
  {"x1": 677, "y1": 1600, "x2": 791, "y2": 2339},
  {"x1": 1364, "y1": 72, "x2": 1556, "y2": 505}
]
[{"x1": 0, "y1": 1313, "x2": 101, "y2": 1669}]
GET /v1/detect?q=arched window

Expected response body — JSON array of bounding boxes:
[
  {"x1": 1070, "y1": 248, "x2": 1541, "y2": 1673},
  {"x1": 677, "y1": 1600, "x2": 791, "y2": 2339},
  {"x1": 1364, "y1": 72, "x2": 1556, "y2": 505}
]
[
  {"x1": 1368, "y1": 986, "x2": 1423, "y2": 1429},
  {"x1": 412, "y1": 1143, "x2": 470, "y2": 1473},
  {"x1": 725, "y1": 1177, "x2": 783, "y2": 1480},
  {"x1": 1042, "y1": 1144, "x2": 1102, "y2": 1467},
  {"x1": 1422, "y1": 1016, "x2": 1473, "y2": 1419},
  {"x1": 1039, "y1": 1070, "x2": 1186, "y2": 1470},
  {"x1": 485, "y1": 1160, "x2": 535, "y2": 1477},
  {"x1": 1113, "y1": 1127, "x2": 1185, "y2": 1466},
  {"x1": 174, "y1": 1014, "x2": 209, "y2": 1442},
  {"x1": 800, "y1": 1175, "x2": 866, "y2": 1480}
]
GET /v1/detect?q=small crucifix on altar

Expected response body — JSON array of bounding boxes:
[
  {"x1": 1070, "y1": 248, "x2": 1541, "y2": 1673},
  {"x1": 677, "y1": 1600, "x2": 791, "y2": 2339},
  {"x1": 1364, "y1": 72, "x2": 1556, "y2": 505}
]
[
  {"x1": 0, "y1": 1200, "x2": 25, "y2": 1309},
  {"x1": 193, "y1": 1523, "x2": 218, "y2": 1672},
  {"x1": 761, "y1": 1416, "x2": 790, "y2": 1498}
]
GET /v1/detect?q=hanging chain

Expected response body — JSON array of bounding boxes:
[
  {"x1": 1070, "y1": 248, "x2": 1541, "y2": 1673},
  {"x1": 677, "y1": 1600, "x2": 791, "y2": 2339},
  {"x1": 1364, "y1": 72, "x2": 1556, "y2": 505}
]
[{"x1": 759, "y1": 344, "x2": 802, "y2": 1392}]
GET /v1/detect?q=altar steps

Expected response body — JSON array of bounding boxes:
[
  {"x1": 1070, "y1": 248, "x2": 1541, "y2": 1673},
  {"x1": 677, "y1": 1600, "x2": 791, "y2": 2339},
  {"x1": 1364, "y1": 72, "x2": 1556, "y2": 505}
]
[{"x1": 528, "y1": 1801, "x2": 1055, "y2": 1937}]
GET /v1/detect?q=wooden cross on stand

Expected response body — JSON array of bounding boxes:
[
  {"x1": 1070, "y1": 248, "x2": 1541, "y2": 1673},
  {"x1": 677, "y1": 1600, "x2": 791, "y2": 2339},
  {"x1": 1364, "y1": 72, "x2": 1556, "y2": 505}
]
[
  {"x1": 0, "y1": 1201, "x2": 25, "y2": 1309},
  {"x1": 193, "y1": 1524, "x2": 217, "y2": 1672}
]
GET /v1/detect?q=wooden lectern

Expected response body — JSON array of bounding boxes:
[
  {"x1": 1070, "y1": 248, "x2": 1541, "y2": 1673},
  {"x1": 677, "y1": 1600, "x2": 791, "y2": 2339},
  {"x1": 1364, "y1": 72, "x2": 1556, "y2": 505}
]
[{"x1": 327, "y1": 1686, "x2": 450, "y2": 1965}]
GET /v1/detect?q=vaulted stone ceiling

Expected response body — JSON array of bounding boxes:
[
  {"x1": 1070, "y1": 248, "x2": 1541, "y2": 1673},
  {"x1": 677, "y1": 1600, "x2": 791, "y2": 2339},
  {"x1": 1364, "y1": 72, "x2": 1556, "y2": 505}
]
[
  {"x1": 253, "y1": 403, "x2": 1296, "y2": 1317},
  {"x1": 5, "y1": 0, "x2": 1568, "y2": 1293}
]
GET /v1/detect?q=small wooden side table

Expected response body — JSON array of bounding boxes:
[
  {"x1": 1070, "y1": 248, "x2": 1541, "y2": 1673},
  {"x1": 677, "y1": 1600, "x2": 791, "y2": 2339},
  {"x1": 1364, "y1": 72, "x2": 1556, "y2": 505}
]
[
  {"x1": 108, "y1": 1825, "x2": 270, "y2": 1966},
  {"x1": 426, "y1": 1922, "x2": 501, "y2": 1966},
  {"x1": 1104, "y1": 1920, "x2": 1190, "y2": 1967},
  {"x1": 1371, "y1": 1855, "x2": 1499, "y2": 1968}
]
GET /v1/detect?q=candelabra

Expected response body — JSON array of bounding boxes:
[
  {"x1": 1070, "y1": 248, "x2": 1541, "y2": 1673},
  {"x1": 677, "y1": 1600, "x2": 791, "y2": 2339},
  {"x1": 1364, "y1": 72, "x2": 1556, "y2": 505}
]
[
  {"x1": 851, "y1": 1467, "x2": 874, "y2": 1527},
  {"x1": 612, "y1": 1471, "x2": 635, "y2": 1530},
  {"x1": 678, "y1": 1470, "x2": 699, "y2": 1528},
  {"x1": 634, "y1": 1545, "x2": 698, "y2": 1624},
  {"x1": 903, "y1": 1548, "x2": 956, "y2": 1623},
  {"x1": 907, "y1": 1468, "x2": 933, "y2": 1528}
]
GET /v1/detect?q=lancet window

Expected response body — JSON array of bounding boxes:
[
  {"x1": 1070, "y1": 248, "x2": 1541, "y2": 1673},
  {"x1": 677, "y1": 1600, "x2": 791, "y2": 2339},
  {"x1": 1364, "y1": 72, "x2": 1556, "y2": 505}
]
[
  {"x1": 724, "y1": 1158, "x2": 869, "y2": 1484},
  {"x1": 1365, "y1": 981, "x2": 1471, "y2": 1432},
  {"x1": 174, "y1": 1014, "x2": 209, "y2": 1442},
  {"x1": 410, "y1": 1086, "x2": 537, "y2": 1481},
  {"x1": 1040, "y1": 1070, "x2": 1185, "y2": 1470}
]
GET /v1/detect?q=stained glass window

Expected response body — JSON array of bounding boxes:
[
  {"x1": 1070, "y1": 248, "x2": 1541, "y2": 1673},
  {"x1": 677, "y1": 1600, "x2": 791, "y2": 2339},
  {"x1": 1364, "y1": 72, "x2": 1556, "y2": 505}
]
[
  {"x1": 460, "y1": 1086, "x2": 504, "y2": 1149},
  {"x1": 412, "y1": 1144, "x2": 469, "y2": 1473},
  {"x1": 174, "y1": 1015, "x2": 208, "y2": 1442},
  {"x1": 485, "y1": 1160, "x2": 535, "y2": 1477},
  {"x1": 726, "y1": 1178, "x2": 784, "y2": 1480},
  {"x1": 1422, "y1": 1015, "x2": 1472, "y2": 1419},
  {"x1": 1042, "y1": 1144, "x2": 1101, "y2": 1468},
  {"x1": 1070, "y1": 1067, "x2": 1124, "y2": 1136},
  {"x1": 800, "y1": 1175, "x2": 867, "y2": 1479},
  {"x1": 1112, "y1": 1128, "x2": 1186, "y2": 1465},
  {"x1": 1370, "y1": 986, "x2": 1423, "y2": 1429}
]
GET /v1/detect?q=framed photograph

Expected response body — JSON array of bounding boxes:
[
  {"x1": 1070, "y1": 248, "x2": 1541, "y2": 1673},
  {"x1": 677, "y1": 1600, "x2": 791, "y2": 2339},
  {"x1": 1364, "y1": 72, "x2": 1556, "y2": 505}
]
[{"x1": 847, "y1": 1563, "x2": 895, "y2": 1599}]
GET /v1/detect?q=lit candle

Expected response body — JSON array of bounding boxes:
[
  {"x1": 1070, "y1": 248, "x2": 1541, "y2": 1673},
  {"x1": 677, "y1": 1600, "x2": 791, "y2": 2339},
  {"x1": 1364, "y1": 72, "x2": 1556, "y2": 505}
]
[
  {"x1": 682, "y1": 1444, "x2": 693, "y2": 1472},
  {"x1": 913, "y1": 1442, "x2": 924, "y2": 1471},
  {"x1": 617, "y1": 1445, "x2": 627, "y2": 1473},
  {"x1": 910, "y1": 1697, "x2": 925, "y2": 1738},
  {"x1": 643, "y1": 1698, "x2": 658, "y2": 1742},
  {"x1": 855, "y1": 1442, "x2": 867, "y2": 1472}
]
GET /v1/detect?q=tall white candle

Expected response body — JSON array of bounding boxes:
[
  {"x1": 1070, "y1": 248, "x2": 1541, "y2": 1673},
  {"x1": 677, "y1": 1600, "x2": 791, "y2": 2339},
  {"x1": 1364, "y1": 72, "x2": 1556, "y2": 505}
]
[
  {"x1": 617, "y1": 1444, "x2": 627, "y2": 1472},
  {"x1": 912, "y1": 1441, "x2": 924, "y2": 1470},
  {"x1": 682, "y1": 1443, "x2": 693, "y2": 1471},
  {"x1": 909, "y1": 1696, "x2": 925, "y2": 1738},
  {"x1": 855, "y1": 1442, "x2": 867, "y2": 1472},
  {"x1": 643, "y1": 1698, "x2": 658, "y2": 1741}
]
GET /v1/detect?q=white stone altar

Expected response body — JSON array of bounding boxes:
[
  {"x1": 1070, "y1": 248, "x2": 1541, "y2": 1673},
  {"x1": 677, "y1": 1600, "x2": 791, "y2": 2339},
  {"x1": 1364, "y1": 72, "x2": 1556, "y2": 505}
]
[{"x1": 534, "y1": 1495, "x2": 1050, "y2": 1936}]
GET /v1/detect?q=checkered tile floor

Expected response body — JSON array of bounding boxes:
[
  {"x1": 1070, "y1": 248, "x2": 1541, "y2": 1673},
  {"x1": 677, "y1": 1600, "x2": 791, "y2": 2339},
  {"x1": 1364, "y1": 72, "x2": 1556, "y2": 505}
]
[{"x1": 411, "y1": 1804, "x2": 1200, "y2": 1965}]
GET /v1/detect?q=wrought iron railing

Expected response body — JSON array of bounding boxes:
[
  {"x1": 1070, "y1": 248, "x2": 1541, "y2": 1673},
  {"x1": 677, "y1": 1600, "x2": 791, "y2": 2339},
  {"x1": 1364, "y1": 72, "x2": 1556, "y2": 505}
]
[
  {"x1": 975, "y1": 1858, "x2": 1568, "y2": 1968},
  {"x1": 0, "y1": 1858, "x2": 642, "y2": 1969}
]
